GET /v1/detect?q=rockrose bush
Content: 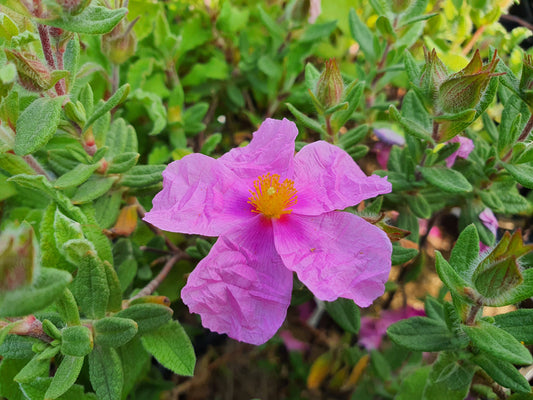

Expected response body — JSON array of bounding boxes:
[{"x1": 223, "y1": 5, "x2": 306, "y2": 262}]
[{"x1": 1, "y1": 0, "x2": 533, "y2": 399}]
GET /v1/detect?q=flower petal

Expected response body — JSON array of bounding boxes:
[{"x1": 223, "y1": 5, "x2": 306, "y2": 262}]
[
  {"x1": 219, "y1": 118, "x2": 298, "y2": 180},
  {"x1": 143, "y1": 154, "x2": 250, "y2": 236},
  {"x1": 181, "y1": 219, "x2": 293, "y2": 345},
  {"x1": 293, "y1": 141, "x2": 391, "y2": 215},
  {"x1": 273, "y1": 212, "x2": 392, "y2": 307}
]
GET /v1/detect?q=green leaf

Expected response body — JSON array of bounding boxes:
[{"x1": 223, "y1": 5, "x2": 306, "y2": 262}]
[
  {"x1": 422, "y1": 352, "x2": 475, "y2": 400},
  {"x1": 463, "y1": 320, "x2": 533, "y2": 365},
  {"x1": 61, "y1": 326, "x2": 93, "y2": 357},
  {"x1": 71, "y1": 176, "x2": 117, "y2": 204},
  {"x1": 349, "y1": 8, "x2": 376, "y2": 62},
  {"x1": 120, "y1": 165, "x2": 165, "y2": 188},
  {"x1": 502, "y1": 162, "x2": 533, "y2": 189},
  {"x1": 89, "y1": 345, "x2": 123, "y2": 400},
  {"x1": 141, "y1": 320, "x2": 196, "y2": 376},
  {"x1": 84, "y1": 84, "x2": 130, "y2": 132},
  {"x1": 130, "y1": 89, "x2": 167, "y2": 135},
  {"x1": 472, "y1": 353, "x2": 531, "y2": 393},
  {"x1": 102, "y1": 261, "x2": 122, "y2": 312},
  {"x1": 54, "y1": 163, "x2": 100, "y2": 189},
  {"x1": 389, "y1": 104, "x2": 434, "y2": 142},
  {"x1": 14, "y1": 96, "x2": 63, "y2": 156},
  {"x1": 107, "y1": 152, "x2": 139, "y2": 174},
  {"x1": 200, "y1": 133, "x2": 222, "y2": 155},
  {"x1": 396, "y1": 366, "x2": 431, "y2": 400},
  {"x1": 449, "y1": 225, "x2": 480, "y2": 280},
  {"x1": 93, "y1": 317, "x2": 138, "y2": 348},
  {"x1": 418, "y1": 166, "x2": 473, "y2": 193},
  {"x1": 117, "y1": 337, "x2": 151, "y2": 397},
  {"x1": 286, "y1": 103, "x2": 327, "y2": 136},
  {"x1": 72, "y1": 254, "x2": 109, "y2": 319},
  {"x1": 435, "y1": 251, "x2": 471, "y2": 300},
  {"x1": 56, "y1": 288, "x2": 81, "y2": 326},
  {"x1": 494, "y1": 309, "x2": 533, "y2": 345},
  {"x1": 387, "y1": 317, "x2": 463, "y2": 351},
  {"x1": 39, "y1": 5, "x2": 127, "y2": 34},
  {"x1": 331, "y1": 81, "x2": 365, "y2": 130},
  {"x1": 115, "y1": 303, "x2": 173, "y2": 334},
  {"x1": 0, "y1": 268, "x2": 72, "y2": 317},
  {"x1": 13, "y1": 353, "x2": 49, "y2": 383},
  {"x1": 324, "y1": 298, "x2": 360, "y2": 334},
  {"x1": 63, "y1": 37, "x2": 80, "y2": 92},
  {"x1": 409, "y1": 192, "x2": 432, "y2": 218},
  {"x1": 44, "y1": 355, "x2": 84, "y2": 399},
  {"x1": 391, "y1": 244, "x2": 419, "y2": 265},
  {"x1": 0, "y1": 153, "x2": 35, "y2": 176}
]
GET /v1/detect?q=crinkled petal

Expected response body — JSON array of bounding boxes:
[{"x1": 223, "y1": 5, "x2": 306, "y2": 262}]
[
  {"x1": 273, "y1": 212, "x2": 392, "y2": 307},
  {"x1": 292, "y1": 141, "x2": 391, "y2": 215},
  {"x1": 143, "y1": 154, "x2": 250, "y2": 236},
  {"x1": 181, "y1": 218, "x2": 293, "y2": 345},
  {"x1": 220, "y1": 118, "x2": 298, "y2": 180}
]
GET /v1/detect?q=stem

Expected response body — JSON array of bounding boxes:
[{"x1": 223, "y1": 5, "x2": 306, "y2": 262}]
[
  {"x1": 491, "y1": 383, "x2": 508, "y2": 400},
  {"x1": 129, "y1": 253, "x2": 181, "y2": 301},
  {"x1": 136, "y1": 200, "x2": 188, "y2": 257},
  {"x1": 502, "y1": 113, "x2": 533, "y2": 162},
  {"x1": 500, "y1": 13, "x2": 533, "y2": 32},
  {"x1": 38, "y1": 24, "x2": 56, "y2": 70},
  {"x1": 23, "y1": 155, "x2": 53, "y2": 180},
  {"x1": 325, "y1": 115, "x2": 334, "y2": 140},
  {"x1": 462, "y1": 25, "x2": 485, "y2": 56},
  {"x1": 465, "y1": 303, "x2": 482, "y2": 326},
  {"x1": 111, "y1": 64, "x2": 120, "y2": 94},
  {"x1": 54, "y1": 41, "x2": 66, "y2": 96}
]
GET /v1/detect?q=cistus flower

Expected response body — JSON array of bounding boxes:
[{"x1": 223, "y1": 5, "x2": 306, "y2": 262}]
[
  {"x1": 373, "y1": 127, "x2": 405, "y2": 169},
  {"x1": 144, "y1": 118, "x2": 392, "y2": 345},
  {"x1": 445, "y1": 136, "x2": 474, "y2": 167}
]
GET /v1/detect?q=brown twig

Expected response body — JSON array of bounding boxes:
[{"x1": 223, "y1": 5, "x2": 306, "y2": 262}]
[
  {"x1": 129, "y1": 253, "x2": 181, "y2": 301},
  {"x1": 500, "y1": 14, "x2": 533, "y2": 32},
  {"x1": 462, "y1": 25, "x2": 486, "y2": 56}
]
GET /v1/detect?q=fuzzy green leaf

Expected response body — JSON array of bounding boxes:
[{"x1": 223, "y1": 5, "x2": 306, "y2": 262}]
[
  {"x1": 324, "y1": 298, "x2": 360, "y2": 334},
  {"x1": 0, "y1": 268, "x2": 72, "y2": 317},
  {"x1": 141, "y1": 320, "x2": 196, "y2": 376},
  {"x1": 93, "y1": 317, "x2": 138, "y2": 348},
  {"x1": 418, "y1": 166, "x2": 473, "y2": 193},
  {"x1": 473, "y1": 353, "x2": 531, "y2": 393},
  {"x1": 44, "y1": 355, "x2": 84, "y2": 399},
  {"x1": 463, "y1": 320, "x2": 533, "y2": 365},
  {"x1": 387, "y1": 317, "x2": 462, "y2": 351},
  {"x1": 14, "y1": 96, "x2": 63, "y2": 156},
  {"x1": 39, "y1": 5, "x2": 127, "y2": 34},
  {"x1": 115, "y1": 303, "x2": 173, "y2": 334},
  {"x1": 89, "y1": 345, "x2": 123, "y2": 400}
]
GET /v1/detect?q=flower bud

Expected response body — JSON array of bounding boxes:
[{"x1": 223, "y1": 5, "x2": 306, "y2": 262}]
[
  {"x1": 4, "y1": 49, "x2": 52, "y2": 92},
  {"x1": 438, "y1": 50, "x2": 499, "y2": 114},
  {"x1": 316, "y1": 59, "x2": 344, "y2": 108},
  {"x1": 419, "y1": 48, "x2": 447, "y2": 110},
  {"x1": 472, "y1": 230, "x2": 533, "y2": 304},
  {"x1": 64, "y1": 100, "x2": 87, "y2": 126},
  {"x1": 0, "y1": 222, "x2": 39, "y2": 291},
  {"x1": 101, "y1": 19, "x2": 138, "y2": 65},
  {"x1": 519, "y1": 54, "x2": 533, "y2": 106}
]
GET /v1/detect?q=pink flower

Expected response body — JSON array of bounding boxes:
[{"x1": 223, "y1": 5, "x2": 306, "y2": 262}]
[
  {"x1": 373, "y1": 128, "x2": 405, "y2": 169},
  {"x1": 445, "y1": 136, "x2": 474, "y2": 167},
  {"x1": 359, "y1": 307, "x2": 425, "y2": 350},
  {"x1": 479, "y1": 208, "x2": 498, "y2": 252},
  {"x1": 144, "y1": 118, "x2": 392, "y2": 345}
]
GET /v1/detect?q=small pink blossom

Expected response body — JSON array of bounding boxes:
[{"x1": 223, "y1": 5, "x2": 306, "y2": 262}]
[
  {"x1": 144, "y1": 118, "x2": 392, "y2": 345},
  {"x1": 279, "y1": 330, "x2": 309, "y2": 352},
  {"x1": 308, "y1": 0, "x2": 321, "y2": 24},
  {"x1": 445, "y1": 136, "x2": 474, "y2": 167},
  {"x1": 359, "y1": 306, "x2": 425, "y2": 350},
  {"x1": 479, "y1": 208, "x2": 498, "y2": 252},
  {"x1": 373, "y1": 128, "x2": 405, "y2": 169}
]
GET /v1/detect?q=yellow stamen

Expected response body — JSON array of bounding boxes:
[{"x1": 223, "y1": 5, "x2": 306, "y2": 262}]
[{"x1": 248, "y1": 173, "x2": 297, "y2": 219}]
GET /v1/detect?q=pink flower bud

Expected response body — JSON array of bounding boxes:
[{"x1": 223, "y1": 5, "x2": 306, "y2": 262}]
[{"x1": 316, "y1": 59, "x2": 344, "y2": 108}]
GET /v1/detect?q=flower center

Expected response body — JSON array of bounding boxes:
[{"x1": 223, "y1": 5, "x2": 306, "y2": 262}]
[{"x1": 248, "y1": 173, "x2": 297, "y2": 219}]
